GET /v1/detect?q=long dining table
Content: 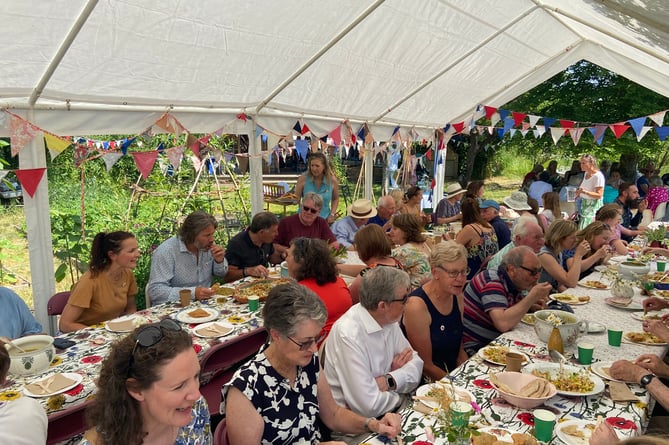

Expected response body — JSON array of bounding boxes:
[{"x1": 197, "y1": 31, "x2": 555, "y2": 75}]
[
  {"x1": 0, "y1": 274, "x2": 282, "y2": 445},
  {"x1": 360, "y1": 258, "x2": 669, "y2": 444}
]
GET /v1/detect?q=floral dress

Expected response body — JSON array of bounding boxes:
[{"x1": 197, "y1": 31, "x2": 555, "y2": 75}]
[
  {"x1": 464, "y1": 225, "x2": 499, "y2": 279},
  {"x1": 392, "y1": 243, "x2": 431, "y2": 289},
  {"x1": 222, "y1": 350, "x2": 321, "y2": 445}
]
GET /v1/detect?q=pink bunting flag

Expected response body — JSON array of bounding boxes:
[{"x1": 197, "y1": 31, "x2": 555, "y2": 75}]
[
  {"x1": 74, "y1": 143, "x2": 90, "y2": 167},
  {"x1": 609, "y1": 124, "x2": 630, "y2": 139},
  {"x1": 9, "y1": 115, "x2": 39, "y2": 157},
  {"x1": 484, "y1": 106, "x2": 497, "y2": 120},
  {"x1": 511, "y1": 112, "x2": 526, "y2": 127},
  {"x1": 570, "y1": 127, "x2": 585, "y2": 145},
  {"x1": 329, "y1": 125, "x2": 342, "y2": 147},
  {"x1": 191, "y1": 154, "x2": 203, "y2": 172},
  {"x1": 648, "y1": 111, "x2": 667, "y2": 127},
  {"x1": 15, "y1": 168, "x2": 46, "y2": 198},
  {"x1": 131, "y1": 151, "x2": 158, "y2": 179},
  {"x1": 166, "y1": 146, "x2": 185, "y2": 170}
]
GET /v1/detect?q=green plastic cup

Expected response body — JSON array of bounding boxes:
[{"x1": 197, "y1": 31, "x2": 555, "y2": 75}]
[
  {"x1": 449, "y1": 401, "x2": 473, "y2": 427},
  {"x1": 248, "y1": 295, "x2": 260, "y2": 312},
  {"x1": 657, "y1": 261, "x2": 666, "y2": 272},
  {"x1": 577, "y1": 342, "x2": 594, "y2": 365},
  {"x1": 608, "y1": 327, "x2": 623, "y2": 347},
  {"x1": 533, "y1": 409, "x2": 556, "y2": 442}
]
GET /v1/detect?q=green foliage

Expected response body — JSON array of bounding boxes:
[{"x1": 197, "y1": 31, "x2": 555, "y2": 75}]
[{"x1": 0, "y1": 238, "x2": 18, "y2": 284}]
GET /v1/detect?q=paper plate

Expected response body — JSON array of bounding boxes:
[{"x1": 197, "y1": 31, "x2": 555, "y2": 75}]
[
  {"x1": 23, "y1": 372, "x2": 83, "y2": 398},
  {"x1": 477, "y1": 346, "x2": 530, "y2": 366},
  {"x1": 622, "y1": 332, "x2": 667, "y2": 346},
  {"x1": 590, "y1": 362, "x2": 625, "y2": 383},
  {"x1": 175, "y1": 307, "x2": 219, "y2": 324},
  {"x1": 578, "y1": 280, "x2": 609, "y2": 290},
  {"x1": 587, "y1": 322, "x2": 606, "y2": 333},
  {"x1": 105, "y1": 314, "x2": 145, "y2": 333},
  {"x1": 193, "y1": 321, "x2": 235, "y2": 338},
  {"x1": 414, "y1": 381, "x2": 475, "y2": 409},
  {"x1": 556, "y1": 419, "x2": 599, "y2": 445},
  {"x1": 523, "y1": 363, "x2": 605, "y2": 397},
  {"x1": 605, "y1": 298, "x2": 643, "y2": 311},
  {"x1": 631, "y1": 310, "x2": 668, "y2": 321},
  {"x1": 476, "y1": 427, "x2": 527, "y2": 444},
  {"x1": 549, "y1": 293, "x2": 590, "y2": 305}
]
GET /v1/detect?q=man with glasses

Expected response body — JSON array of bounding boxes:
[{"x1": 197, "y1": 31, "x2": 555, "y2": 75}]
[
  {"x1": 462, "y1": 246, "x2": 551, "y2": 355},
  {"x1": 274, "y1": 192, "x2": 337, "y2": 257},
  {"x1": 324, "y1": 267, "x2": 423, "y2": 419}
]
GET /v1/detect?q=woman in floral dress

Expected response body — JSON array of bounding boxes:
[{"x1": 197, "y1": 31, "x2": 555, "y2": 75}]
[{"x1": 389, "y1": 213, "x2": 432, "y2": 289}]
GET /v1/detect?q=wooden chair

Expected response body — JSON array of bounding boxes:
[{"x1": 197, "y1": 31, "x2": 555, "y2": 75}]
[
  {"x1": 213, "y1": 418, "x2": 229, "y2": 445},
  {"x1": 47, "y1": 291, "x2": 70, "y2": 336}
]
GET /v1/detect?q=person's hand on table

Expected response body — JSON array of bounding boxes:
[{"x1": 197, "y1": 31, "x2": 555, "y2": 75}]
[
  {"x1": 634, "y1": 354, "x2": 669, "y2": 378},
  {"x1": 643, "y1": 296, "x2": 669, "y2": 312},
  {"x1": 589, "y1": 420, "x2": 618, "y2": 445},
  {"x1": 245, "y1": 265, "x2": 269, "y2": 278},
  {"x1": 642, "y1": 319, "x2": 669, "y2": 343},
  {"x1": 210, "y1": 244, "x2": 226, "y2": 263},
  {"x1": 609, "y1": 360, "x2": 647, "y2": 383},
  {"x1": 375, "y1": 412, "x2": 402, "y2": 438},
  {"x1": 195, "y1": 286, "x2": 215, "y2": 301}
]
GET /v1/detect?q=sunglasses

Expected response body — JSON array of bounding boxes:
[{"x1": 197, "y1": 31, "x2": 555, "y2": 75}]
[
  {"x1": 302, "y1": 205, "x2": 319, "y2": 214},
  {"x1": 287, "y1": 332, "x2": 326, "y2": 351},
  {"x1": 518, "y1": 265, "x2": 543, "y2": 276},
  {"x1": 128, "y1": 318, "x2": 181, "y2": 376}
]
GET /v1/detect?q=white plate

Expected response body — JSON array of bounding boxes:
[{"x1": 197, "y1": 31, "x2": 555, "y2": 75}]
[
  {"x1": 590, "y1": 362, "x2": 625, "y2": 382},
  {"x1": 587, "y1": 322, "x2": 606, "y2": 333},
  {"x1": 523, "y1": 363, "x2": 605, "y2": 397},
  {"x1": 175, "y1": 307, "x2": 219, "y2": 324},
  {"x1": 105, "y1": 314, "x2": 145, "y2": 333},
  {"x1": 622, "y1": 332, "x2": 668, "y2": 346},
  {"x1": 193, "y1": 321, "x2": 235, "y2": 338},
  {"x1": 604, "y1": 298, "x2": 643, "y2": 311},
  {"x1": 549, "y1": 293, "x2": 590, "y2": 305},
  {"x1": 631, "y1": 310, "x2": 669, "y2": 321},
  {"x1": 477, "y1": 346, "x2": 530, "y2": 366},
  {"x1": 415, "y1": 381, "x2": 476, "y2": 409},
  {"x1": 578, "y1": 280, "x2": 610, "y2": 290},
  {"x1": 556, "y1": 419, "x2": 598, "y2": 445},
  {"x1": 608, "y1": 256, "x2": 627, "y2": 264},
  {"x1": 23, "y1": 372, "x2": 83, "y2": 398},
  {"x1": 521, "y1": 314, "x2": 536, "y2": 325},
  {"x1": 476, "y1": 427, "x2": 526, "y2": 443}
]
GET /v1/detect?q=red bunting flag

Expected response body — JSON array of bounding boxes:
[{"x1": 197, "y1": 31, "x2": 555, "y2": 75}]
[
  {"x1": 452, "y1": 122, "x2": 465, "y2": 134},
  {"x1": 301, "y1": 123, "x2": 311, "y2": 135},
  {"x1": 15, "y1": 168, "x2": 46, "y2": 198},
  {"x1": 511, "y1": 112, "x2": 527, "y2": 127},
  {"x1": 236, "y1": 113, "x2": 248, "y2": 122},
  {"x1": 131, "y1": 151, "x2": 159, "y2": 179},
  {"x1": 329, "y1": 125, "x2": 342, "y2": 146},
  {"x1": 609, "y1": 124, "x2": 630, "y2": 139},
  {"x1": 484, "y1": 106, "x2": 497, "y2": 120},
  {"x1": 186, "y1": 133, "x2": 201, "y2": 158},
  {"x1": 559, "y1": 120, "x2": 575, "y2": 129}
]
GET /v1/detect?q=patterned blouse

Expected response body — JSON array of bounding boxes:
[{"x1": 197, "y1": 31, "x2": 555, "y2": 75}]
[
  {"x1": 392, "y1": 243, "x2": 432, "y2": 289},
  {"x1": 222, "y1": 351, "x2": 321, "y2": 445},
  {"x1": 464, "y1": 225, "x2": 499, "y2": 279}
]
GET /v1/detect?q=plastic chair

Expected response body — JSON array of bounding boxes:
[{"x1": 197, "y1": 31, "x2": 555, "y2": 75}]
[
  {"x1": 47, "y1": 291, "x2": 70, "y2": 336},
  {"x1": 653, "y1": 202, "x2": 667, "y2": 221},
  {"x1": 213, "y1": 418, "x2": 229, "y2": 445},
  {"x1": 640, "y1": 209, "x2": 653, "y2": 227}
]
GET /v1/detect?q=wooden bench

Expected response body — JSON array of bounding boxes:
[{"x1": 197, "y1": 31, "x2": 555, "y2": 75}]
[{"x1": 263, "y1": 183, "x2": 298, "y2": 215}]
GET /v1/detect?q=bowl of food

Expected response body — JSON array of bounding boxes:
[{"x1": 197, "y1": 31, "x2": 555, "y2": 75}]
[
  {"x1": 533, "y1": 310, "x2": 587, "y2": 346},
  {"x1": 488, "y1": 371, "x2": 557, "y2": 409},
  {"x1": 6, "y1": 335, "x2": 56, "y2": 376},
  {"x1": 618, "y1": 261, "x2": 650, "y2": 279}
]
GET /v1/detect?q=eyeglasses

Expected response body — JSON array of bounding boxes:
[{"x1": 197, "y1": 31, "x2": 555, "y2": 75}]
[
  {"x1": 518, "y1": 265, "x2": 543, "y2": 276},
  {"x1": 436, "y1": 265, "x2": 470, "y2": 278},
  {"x1": 302, "y1": 205, "x2": 319, "y2": 214},
  {"x1": 128, "y1": 318, "x2": 181, "y2": 376},
  {"x1": 287, "y1": 333, "x2": 326, "y2": 351},
  {"x1": 389, "y1": 293, "x2": 410, "y2": 305}
]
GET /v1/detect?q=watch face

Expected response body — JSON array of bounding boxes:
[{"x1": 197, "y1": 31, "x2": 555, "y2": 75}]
[{"x1": 641, "y1": 374, "x2": 655, "y2": 387}]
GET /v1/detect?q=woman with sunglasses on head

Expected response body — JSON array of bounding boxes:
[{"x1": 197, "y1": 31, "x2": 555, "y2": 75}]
[
  {"x1": 223, "y1": 282, "x2": 401, "y2": 445},
  {"x1": 294, "y1": 152, "x2": 340, "y2": 224},
  {"x1": 401, "y1": 241, "x2": 469, "y2": 381},
  {"x1": 81, "y1": 319, "x2": 211, "y2": 445},
  {"x1": 286, "y1": 237, "x2": 352, "y2": 342},
  {"x1": 537, "y1": 219, "x2": 589, "y2": 292},
  {"x1": 60, "y1": 231, "x2": 140, "y2": 333}
]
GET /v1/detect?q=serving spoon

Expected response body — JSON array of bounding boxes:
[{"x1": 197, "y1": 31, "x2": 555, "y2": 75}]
[
  {"x1": 6, "y1": 340, "x2": 27, "y2": 353},
  {"x1": 549, "y1": 349, "x2": 568, "y2": 376}
]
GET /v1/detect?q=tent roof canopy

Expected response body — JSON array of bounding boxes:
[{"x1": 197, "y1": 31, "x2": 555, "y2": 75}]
[{"x1": 1, "y1": 0, "x2": 668, "y2": 136}]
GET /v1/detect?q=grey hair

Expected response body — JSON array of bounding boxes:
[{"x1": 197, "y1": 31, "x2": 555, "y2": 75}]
[
  {"x1": 263, "y1": 282, "x2": 327, "y2": 337},
  {"x1": 650, "y1": 176, "x2": 663, "y2": 187},
  {"x1": 500, "y1": 245, "x2": 535, "y2": 271},
  {"x1": 512, "y1": 215, "x2": 540, "y2": 238},
  {"x1": 249, "y1": 212, "x2": 279, "y2": 233},
  {"x1": 179, "y1": 210, "x2": 217, "y2": 245},
  {"x1": 429, "y1": 240, "x2": 467, "y2": 268},
  {"x1": 378, "y1": 195, "x2": 395, "y2": 208},
  {"x1": 359, "y1": 266, "x2": 410, "y2": 310},
  {"x1": 303, "y1": 192, "x2": 324, "y2": 210}
]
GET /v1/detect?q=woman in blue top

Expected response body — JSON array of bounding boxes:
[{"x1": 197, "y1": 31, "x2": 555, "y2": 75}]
[
  {"x1": 401, "y1": 241, "x2": 469, "y2": 380},
  {"x1": 295, "y1": 152, "x2": 340, "y2": 224}
]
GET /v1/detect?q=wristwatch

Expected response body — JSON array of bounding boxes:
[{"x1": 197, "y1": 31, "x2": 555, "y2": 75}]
[
  {"x1": 640, "y1": 374, "x2": 656, "y2": 388},
  {"x1": 385, "y1": 373, "x2": 396, "y2": 391}
]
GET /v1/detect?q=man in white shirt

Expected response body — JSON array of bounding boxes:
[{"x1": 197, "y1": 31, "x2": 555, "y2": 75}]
[{"x1": 323, "y1": 267, "x2": 423, "y2": 418}]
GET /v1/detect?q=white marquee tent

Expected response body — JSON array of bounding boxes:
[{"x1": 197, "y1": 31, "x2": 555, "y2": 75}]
[{"x1": 1, "y1": 0, "x2": 668, "y2": 331}]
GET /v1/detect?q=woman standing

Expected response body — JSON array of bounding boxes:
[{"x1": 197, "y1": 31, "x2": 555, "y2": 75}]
[
  {"x1": 455, "y1": 197, "x2": 499, "y2": 279},
  {"x1": 60, "y1": 231, "x2": 139, "y2": 333},
  {"x1": 576, "y1": 154, "x2": 605, "y2": 229},
  {"x1": 402, "y1": 241, "x2": 469, "y2": 380},
  {"x1": 389, "y1": 214, "x2": 432, "y2": 289},
  {"x1": 80, "y1": 319, "x2": 211, "y2": 444},
  {"x1": 399, "y1": 186, "x2": 431, "y2": 227},
  {"x1": 294, "y1": 152, "x2": 340, "y2": 224},
  {"x1": 286, "y1": 237, "x2": 352, "y2": 341}
]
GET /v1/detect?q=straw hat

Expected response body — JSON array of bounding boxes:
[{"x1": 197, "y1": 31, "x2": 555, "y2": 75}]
[
  {"x1": 445, "y1": 183, "x2": 466, "y2": 198},
  {"x1": 347, "y1": 199, "x2": 377, "y2": 219},
  {"x1": 503, "y1": 191, "x2": 531, "y2": 211}
]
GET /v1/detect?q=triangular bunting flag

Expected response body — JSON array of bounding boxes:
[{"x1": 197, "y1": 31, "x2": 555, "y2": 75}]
[
  {"x1": 484, "y1": 106, "x2": 497, "y2": 120},
  {"x1": 648, "y1": 111, "x2": 667, "y2": 127},
  {"x1": 520, "y1": 129, "x2": 530, "y2": 137},
  {"x1": 559, "y1": 120, "x2": 575, "y2": 129},
  {"x1": 74, "y1": 143, "x2": 90, "y2": 167},
  {"x1": 191, "y1": 154, "x2": 203, "y2": 172},
  {"x1": 293, "y1": 121, "x2": 302, "y2": 134},
  {"x1": 656, "y1": 127, "x2": 669, "y2": 142},
  {"x1": 490, "y1": 113, "x2": 500, "y2": 128},
  {"x1": 542, "y1": 117, "x2": 556, "y2": 129},
  {"x1": 532, "y1": 129, "x2": 541, "y2": 139},
  {"x1": 498, "y1": 109, "x2": 510, "y2": 122},
  {"x1": 627, "y1": 117, "x2": 646, "y2": 137},
  {"x1": 502, "y1": 117, "x2": 514, "y2": 136},
  {"x1": 131, "y1": 151, "x2": 158, "y2": 179},
  {"x1": 255, "y1": 125, "x2": 264, "y2": 138},
  {"x1": 528, "y1": 115, "x2": 541, "y2": 127},
  {"x1": 10, "y1": 115, "x2": 39, "y2": 157},
  {"x1": 509, "y1": 129, "x2": 517, "y2": 138},
  {"x1": 609, "y1": 124, "x2": 629, "y2": 139},
  {"x1": 511, "y1": 112, "x2": 526, "y2": 127},
  {"x1": 294, "y1": 139, "x2": 309, "y2": 162},
  {"x1": 329, "y1": 125, "x2": 342, "y2": 147},
  {"x1": 236, "y1": 113, "x2": 248, "y2": 122},
  {"x1": 570, "y1": 127, "x2": 585, "y2": 145},
  {"x1": 15, "y1": 168, "x2": 46, "y2": 198},
  {"x1": 102, "y1": 152, "x2": 124, "y2": 172},
  {"x1": 166, "y1": 146, "x2": 185, "y2": 170},
  {"x1": 637, "y1": 126, "x2": 652, "y2": 142},
  {"x1": 43, "y1": 133, "x2": 71, "y2": 155},
  {"x1": 301, "y1": 123, "x2": 311, "y2": 135},
  {"x1": 452, "y1": 122, "x2": 465, "y2": 134},
  {"x1": 589, "y1": 125, "x2": 607, "y2": 145},
  {"x1": 186, "y1": 133, "x2": 201, "y2": 158},
  {"x1": 550, "y1": 127, "x2": 566, "y2": 145},
  {"x1": 154, "y1": 114, "x2": 183, "y2": 136}
]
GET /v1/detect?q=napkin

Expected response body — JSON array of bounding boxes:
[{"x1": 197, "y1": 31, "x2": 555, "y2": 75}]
[
  {"x1": 412, "y1": 401, "x2": 434, "y2": 415},
  {"x1": 608, "y1": 381, "x2": 639, "y2": 402},
  {"x1": 25, "y1": 373, "x2": 76, "y2": 396},
  {"x1": 196, "y1": 323, "x2": 233, "y2": 337},
  {"x1": 106, "y1": 318, "x2": 136, "y2": 332}
]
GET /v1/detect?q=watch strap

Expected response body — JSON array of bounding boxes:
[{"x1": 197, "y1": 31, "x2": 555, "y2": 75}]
[{"x1": 640, "y1": 373, "x2": 655, "y2": 388}]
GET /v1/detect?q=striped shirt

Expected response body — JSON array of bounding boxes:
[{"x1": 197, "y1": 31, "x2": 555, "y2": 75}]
[{"x1": 462, "y1": 268, "x2": 523, "y2": 353}]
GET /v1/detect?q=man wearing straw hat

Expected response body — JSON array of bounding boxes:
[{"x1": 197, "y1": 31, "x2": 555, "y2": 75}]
[
  {"x1": 433, "y1": 183, "x2": 467, "y2": 225},
  {"x1": 331, "y1": 199, "x2": 377, "y2": 250}
]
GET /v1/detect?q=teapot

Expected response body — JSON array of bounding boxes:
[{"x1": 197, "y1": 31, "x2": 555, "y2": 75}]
[{"x1": 533, "y1": 310, "x2": 588, "y2": 346}]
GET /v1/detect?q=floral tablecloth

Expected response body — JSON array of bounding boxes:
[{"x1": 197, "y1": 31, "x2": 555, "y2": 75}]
[{"x1": 361, "y1": 269, "x2": 667, "y2": 444}]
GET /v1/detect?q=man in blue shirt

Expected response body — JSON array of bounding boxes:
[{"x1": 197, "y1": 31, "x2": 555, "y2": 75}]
[
  {"x1": 331, "y1": 199, "x2": 377, "y2": 249},
  {"x1": 367, "y1": 195, "x2": 396, "y2": 230},
  {"x1": 0, "y1": 287, "x2": 42, "y2": 339}
]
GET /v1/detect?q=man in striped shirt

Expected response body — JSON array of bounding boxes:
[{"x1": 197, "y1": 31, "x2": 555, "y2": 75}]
[{"x1": 462, "y1": 246, "x2": 551, "y2": 355}]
